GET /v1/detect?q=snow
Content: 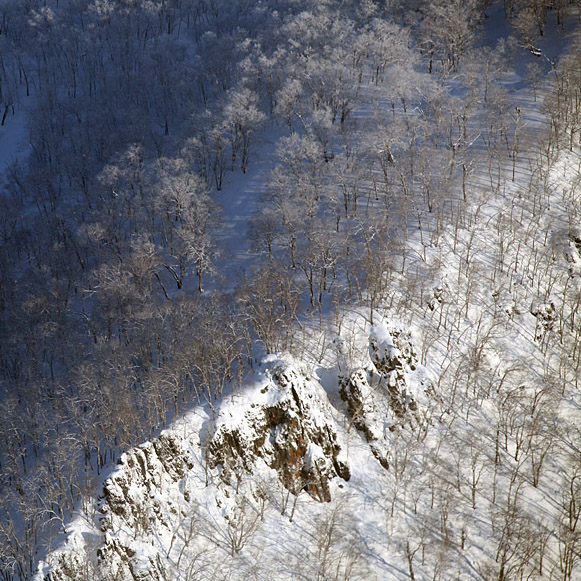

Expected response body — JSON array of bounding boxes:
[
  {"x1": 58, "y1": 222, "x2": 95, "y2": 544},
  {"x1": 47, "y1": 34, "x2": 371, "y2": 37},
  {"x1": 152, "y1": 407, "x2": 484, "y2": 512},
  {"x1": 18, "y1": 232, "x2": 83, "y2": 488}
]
[
  {"x1": 34, "y1": 306, "x2": 435, "y2": 579},
  {"x1": 369, "y1": 322, "x2": 398, "y2": 363},
  {"x1": 214, "y1": 128, "x2": 283, "y2": 281},
  {"x1": 27, "y1": 2, "x2": 581, "y2": 580}
]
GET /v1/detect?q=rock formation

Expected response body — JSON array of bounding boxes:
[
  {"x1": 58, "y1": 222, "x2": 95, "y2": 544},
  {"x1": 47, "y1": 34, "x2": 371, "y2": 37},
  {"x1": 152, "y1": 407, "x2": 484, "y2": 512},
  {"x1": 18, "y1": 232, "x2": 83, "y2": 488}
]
[{"x1": 208, "y1": 358, "x2": 350, "y2": 502}]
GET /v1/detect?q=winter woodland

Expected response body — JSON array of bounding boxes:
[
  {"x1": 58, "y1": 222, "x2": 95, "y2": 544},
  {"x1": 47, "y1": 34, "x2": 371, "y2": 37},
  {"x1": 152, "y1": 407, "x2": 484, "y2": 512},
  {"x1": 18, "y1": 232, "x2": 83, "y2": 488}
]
[{"x1": 0, "y1": 0, "x2": 580, "y2": 579}]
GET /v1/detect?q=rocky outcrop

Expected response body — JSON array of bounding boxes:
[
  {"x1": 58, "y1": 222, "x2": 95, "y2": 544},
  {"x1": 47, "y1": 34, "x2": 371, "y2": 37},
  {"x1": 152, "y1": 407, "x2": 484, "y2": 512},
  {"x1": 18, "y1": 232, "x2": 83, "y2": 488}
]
[
  {"x1": 208, "y1": 358, "x2": 350, "y2": 502},
  {"x1": 38, "y1": 432, "x2": 194, "y2": 581},
  {"x1": 101, "y1": 433, "x2": 192, "y2": 523},
  {"x1": 36, "y1": 356, "x2": 364, "y2": 581},
  {"x1": 94, "y1": 433, "x2": 194, "y2": 579},
  {"x1": 339, "y1": 322, "x2": 421, "y2": 469},
  {"x1": 369, "y1": 325, "x2": 418, "y2": 417}
]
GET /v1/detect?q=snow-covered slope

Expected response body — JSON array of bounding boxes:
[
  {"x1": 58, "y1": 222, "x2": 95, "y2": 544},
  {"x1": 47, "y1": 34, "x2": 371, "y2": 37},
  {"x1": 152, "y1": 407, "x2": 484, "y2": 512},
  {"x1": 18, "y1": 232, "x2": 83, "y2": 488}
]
[
  {"x1": 35, "y1": 270, "x2": 581, "y2": 580},
  {"x1": 35, "y1": 316, "x2": 431, "y2": 580},
  {"x1": 14, "y1": 2, "x2": 581, "y2": 580}
]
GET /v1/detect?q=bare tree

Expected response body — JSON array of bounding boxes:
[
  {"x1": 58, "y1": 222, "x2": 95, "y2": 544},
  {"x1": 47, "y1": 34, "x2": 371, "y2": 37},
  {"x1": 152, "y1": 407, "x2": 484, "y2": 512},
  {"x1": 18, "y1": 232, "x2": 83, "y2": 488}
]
[
  {"x1": 157, "y1": 158, "x2": 221, "y2": 292},
  {"x1": 557, "y1": 460, "x2": 581, "y2": 581},
  {"x1": 419, "y1": 0, "x2": 483, "y2": 73},
  {"x1": 222, "y1": 85, "x2": 266, "y2": 172},
  {"x1": 237, "y1": 263, "x2": 300, "y2": 354}
]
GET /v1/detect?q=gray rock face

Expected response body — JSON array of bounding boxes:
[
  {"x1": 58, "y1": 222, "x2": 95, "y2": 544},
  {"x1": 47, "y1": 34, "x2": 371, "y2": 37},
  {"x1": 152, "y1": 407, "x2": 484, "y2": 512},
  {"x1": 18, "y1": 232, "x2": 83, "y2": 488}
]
[
  {"x1": 339, "y1": 323, "x2": 420, "y2": 469},
  {"x1": 208, "y1": 360, "x2": 350, "y2": 502}
]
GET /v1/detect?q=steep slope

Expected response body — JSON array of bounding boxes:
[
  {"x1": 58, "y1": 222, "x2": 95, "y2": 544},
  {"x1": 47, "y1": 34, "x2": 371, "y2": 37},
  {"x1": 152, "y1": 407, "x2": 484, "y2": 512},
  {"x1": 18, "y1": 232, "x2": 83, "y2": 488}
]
[
  {"x1": 16, "y1": 3, "x2": 581, "y2": 580},
  {"x1": 35, "y1": 318, "x2": 429, "y2": 581},
  {"x1": 36, "y1": 245, "x2": 581, "y2": 581}
]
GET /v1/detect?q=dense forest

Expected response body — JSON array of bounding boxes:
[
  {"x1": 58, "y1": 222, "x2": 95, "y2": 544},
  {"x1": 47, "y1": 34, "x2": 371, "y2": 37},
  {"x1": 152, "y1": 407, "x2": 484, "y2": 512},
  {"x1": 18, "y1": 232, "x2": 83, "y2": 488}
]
[{"x1": 1, "y1": 0, "x2": 581, "y2": 578}]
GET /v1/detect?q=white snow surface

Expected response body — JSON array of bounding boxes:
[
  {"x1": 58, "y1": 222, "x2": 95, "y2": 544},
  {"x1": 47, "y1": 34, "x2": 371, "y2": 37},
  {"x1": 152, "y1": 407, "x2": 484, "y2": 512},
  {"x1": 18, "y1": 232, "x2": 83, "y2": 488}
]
[
  {"x1": 33, "y1": 315, "x2": 432, "y2": 580},
  {"x1": 34, "y1": 287, "x2": 581, "y2": 580}
]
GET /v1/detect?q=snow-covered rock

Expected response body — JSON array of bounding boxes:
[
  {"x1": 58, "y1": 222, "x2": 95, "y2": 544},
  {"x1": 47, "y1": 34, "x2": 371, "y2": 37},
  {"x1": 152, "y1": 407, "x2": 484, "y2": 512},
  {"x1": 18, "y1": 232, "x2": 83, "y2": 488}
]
[
  {"x1": 208, "y1": 358, "x2": 350, "y2": 502},
  {"x1": 102, "y1": 433, "x2": 193, "y2": 523},
  {"x1": 35, "y1": 356, "x2": 355, "y2": 580},
  {"x1": 339, "y1": 321, "x2": 423, "y2": 468},
  {"x1": 37, "y1": 431, "x2": 194, "y2": 581}
]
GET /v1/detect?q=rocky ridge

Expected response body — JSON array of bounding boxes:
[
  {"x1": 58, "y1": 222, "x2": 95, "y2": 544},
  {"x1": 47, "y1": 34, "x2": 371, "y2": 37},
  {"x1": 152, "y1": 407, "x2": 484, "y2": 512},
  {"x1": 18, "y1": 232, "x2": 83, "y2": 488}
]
[{"x1": 36, "y1": 319, "x2": 426, "y2": 580}]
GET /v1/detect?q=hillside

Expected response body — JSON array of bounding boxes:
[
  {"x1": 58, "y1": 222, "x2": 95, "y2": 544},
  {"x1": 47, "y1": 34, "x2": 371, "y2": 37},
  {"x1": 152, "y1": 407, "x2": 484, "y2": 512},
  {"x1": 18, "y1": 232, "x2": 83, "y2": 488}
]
[
  {"x1": 0, "y1": 0, "x2": 580, "y2": 579},
  {"x1": 35, "y1": 298, "x2": 581, "y2": 579}
]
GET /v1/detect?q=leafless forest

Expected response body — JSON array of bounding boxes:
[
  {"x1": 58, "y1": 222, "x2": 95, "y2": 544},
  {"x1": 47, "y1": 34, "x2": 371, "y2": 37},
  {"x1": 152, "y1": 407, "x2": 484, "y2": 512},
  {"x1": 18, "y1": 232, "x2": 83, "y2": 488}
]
[{"x1": 1, "y1": 0, "x2": 581, "y2": 578}]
